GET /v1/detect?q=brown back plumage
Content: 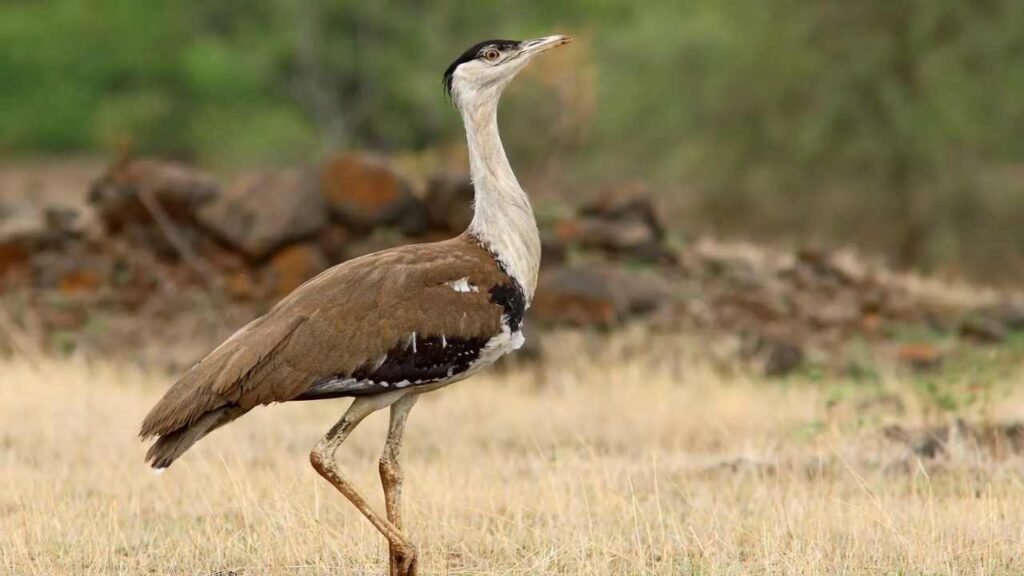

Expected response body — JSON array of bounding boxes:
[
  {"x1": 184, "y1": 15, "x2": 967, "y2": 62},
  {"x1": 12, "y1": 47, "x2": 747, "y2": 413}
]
[{"x1": 140, "y1": 234, "x2": 513, "y2": 467}]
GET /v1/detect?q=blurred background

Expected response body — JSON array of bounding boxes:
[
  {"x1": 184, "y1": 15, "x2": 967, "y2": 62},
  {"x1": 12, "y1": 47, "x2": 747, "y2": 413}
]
[
  {"x1": 3, "y1": 0, "x2": 1024, "y2": 281},
  {"x1": 4, "y1": 4, "x2": 1024, "y2": 573},
  {"x1": 2, "y1": 0, "x2": 1024, "y2": 376}
]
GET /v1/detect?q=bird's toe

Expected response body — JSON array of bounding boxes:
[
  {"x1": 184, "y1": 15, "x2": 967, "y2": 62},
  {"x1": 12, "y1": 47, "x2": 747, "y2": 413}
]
[{"x1": 395, "y1": 544, "x2": 418, "y2": 576}]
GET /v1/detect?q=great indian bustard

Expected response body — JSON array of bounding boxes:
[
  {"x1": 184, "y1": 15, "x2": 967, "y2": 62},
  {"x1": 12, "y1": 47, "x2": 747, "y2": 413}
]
[{"x1": 139, "y1": 35, "x2": 573, "y2": 576}]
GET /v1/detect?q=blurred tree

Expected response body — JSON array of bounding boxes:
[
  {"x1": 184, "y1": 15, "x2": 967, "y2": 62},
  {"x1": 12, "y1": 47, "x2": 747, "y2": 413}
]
[
  {"x1": 0, "y1": 0, "x2": 191, "y2": 153},
  {"x1": 654, "y1": 0, "x2": 1024, "y2": 276},
  {"x1": 0, "y1": 0, "x2": 1022, "y2": 281}
]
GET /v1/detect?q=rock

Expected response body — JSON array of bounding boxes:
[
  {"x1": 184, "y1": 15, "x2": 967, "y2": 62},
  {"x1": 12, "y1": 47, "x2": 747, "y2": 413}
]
[
  {"x1": 896, "y1": 342, "x2": 945, "y2": 371},
  {"x1": 540, "y1": 229, "x2": 569, "y2": 264},
  {"x1": 43, "y1": 205, "x2": 97, "y2": 241},
  {"x1": 531, "y1": 265, "x2": 671, "y2": 328},
  {"x1": 0, "y1": 202, "x2": 95, "y2": 282},
  {"x1": 860, "y1": 312, "x2": 884, "y2": 335},
  {"x1": 555, "y1": 216, "x2": 661, "y2": 255},
  {"x1": 982, "y1": 301, "x2": 1024, "y2": 333},
  {"x1": 804, "y1": 294, "x2": 861, "y2": 329},
  {"x1": 423, "y1": 173, "x2": 474, "y2": 233},
  {"x1": 763, "y1": 339, "x2": 804, "y2": 377},
  {"x1": 341, "y1": 229, "x2": 419, "y2": 262},
  {"x1": 317, "y1": 223, "x2": 354, "y2": 263},
  {"x1": 883, "y1": 424, "x2": 946, "y2": 459},
  {"x1": 532, "y1": 271, "x2": 617, "y2": 328},
  {"x1": 722, "y1": 287, "x2": 792, "y2": 322},
  {"x1": 1002, "y1": 303, "x2": 1024, "y2": 332},
  {"x1": 223, "y1": 270, "x2": 259, "y2": 300},
  {"x1": 197, "y1": 244, "x2": 258, "y2": 298},
  {"x1": 57, "y1": 269, "x2": 104, "y2": 294},
  {"x1": 959, "y1": 314, "x2": 1008, "y2": 344},
  {"x1": 88, "y1": 157, "x2": 219, "y2": 231},
  {"x1": 739, "y1": 333, "x2": 804, "y2": 377},
  {"x1": 32, "y1": 248, "x2": 111, "y2": 294},
  {"x1": 883, "y1": 421, "x2": 979, "y2": 459},
  {"x1": 975, "y1": 422, "x2": 1024, "y2": 459},
  {"x1": 320, "y1": 153, "x2": 421, "y2": 229},
  {"x1": 556, "y1": 188, "x2": 674, "y2": 263},
  {"x1": 791, "y1": 247, "x2": 856, "y2": 288},
  {"x1": 200, "y1": 242, "x2": 249, "y2": 272},
  {"x1": 579, "y1": 186, "x2": 666, "y2": 240},
  {"x1": 262, "y1": 243, "x2": 328, "y2": 297},
  {"x1": 886, "y1": 421, "x2": 1024, "y2": 461},
  {"x1": 0, "y1": 202, "x2": 52, "y2": 273},
  {"x1": 88, "y1": 157, "x2": 219, "y2": 261},
  {"x1": 197, "y1": 168, "x2": 327, "y2": 260}
]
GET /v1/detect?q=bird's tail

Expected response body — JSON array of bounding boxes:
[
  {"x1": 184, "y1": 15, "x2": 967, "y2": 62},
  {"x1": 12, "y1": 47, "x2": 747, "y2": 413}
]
[{"x1": 144, "y1": 406, "x2": 236, "y2": 470}]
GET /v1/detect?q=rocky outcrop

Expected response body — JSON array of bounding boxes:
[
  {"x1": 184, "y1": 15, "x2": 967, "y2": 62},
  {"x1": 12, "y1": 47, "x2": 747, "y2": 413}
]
[
  {"x1": 0, "y1": 202, "x2": 53, "y2": 275},
  {"x1": 532, "y1": 265, "x2": 672, "y2": 328},
  {"x1": 198, "y1": 168, "x2": 326, "y2": 260},
  {"x1": 423, "y1": 173, "x2": 474, "y2": 233},
  {"x1": 1, "y1": 154, "x2": 1019, "y2": 372},
  {"x1": 552, "y1": 188, "x2": 674, "y2": 264},
  {"x1": 320, "y1": 153, "x2": 422, "y2": 230},
  {"x1": 87, "y1": 158, "x2": 219, "y2": 260},
  {"x1": 262, "y1": 243, "x2": 329, "y2": 296},
  {"x1": 88, "y1": 158, "x2": 218, "y2": 231}
]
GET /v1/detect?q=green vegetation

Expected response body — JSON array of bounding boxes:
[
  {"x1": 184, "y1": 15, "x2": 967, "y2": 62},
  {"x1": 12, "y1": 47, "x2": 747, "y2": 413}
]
[
  {"x1": 911, "y1": 336, "x2": 1024, "y2": 417},
  {"x1": 2, "y1": 0, "x2": 1023, "y2": 281}
]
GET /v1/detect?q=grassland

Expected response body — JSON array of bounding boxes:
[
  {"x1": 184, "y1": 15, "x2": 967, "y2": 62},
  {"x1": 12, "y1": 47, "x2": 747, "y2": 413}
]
[{"x1": 2, "y1": 332, "x2": 1024, "y2": 575}]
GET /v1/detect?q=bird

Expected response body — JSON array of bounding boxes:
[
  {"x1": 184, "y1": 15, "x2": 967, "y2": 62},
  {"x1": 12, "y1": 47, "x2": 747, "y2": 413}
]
[{"x1": 139, "y1": 34, "x2": 573, "y2": 576}]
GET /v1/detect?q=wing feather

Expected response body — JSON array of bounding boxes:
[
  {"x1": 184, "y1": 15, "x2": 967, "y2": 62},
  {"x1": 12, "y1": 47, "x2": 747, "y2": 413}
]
[{"x1": 139, "y1": 235, "x2": 511, "y2": 440}]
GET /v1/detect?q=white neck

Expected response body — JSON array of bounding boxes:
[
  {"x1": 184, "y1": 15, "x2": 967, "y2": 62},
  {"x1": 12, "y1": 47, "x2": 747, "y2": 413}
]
[{"x1": 461, "y1": 93, "x2": 541, "y2": 302}]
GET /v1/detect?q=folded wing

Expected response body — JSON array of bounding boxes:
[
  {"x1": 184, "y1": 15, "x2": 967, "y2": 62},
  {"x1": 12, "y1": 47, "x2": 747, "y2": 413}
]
[{"x1": 139, "y1": 235, "x2": 521, "y2": 468}]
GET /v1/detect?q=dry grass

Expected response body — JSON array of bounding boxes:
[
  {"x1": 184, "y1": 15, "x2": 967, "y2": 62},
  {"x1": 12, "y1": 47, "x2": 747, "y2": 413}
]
[{"x1": 2, "y1": 333, "x2": 1024, "y2": 575}]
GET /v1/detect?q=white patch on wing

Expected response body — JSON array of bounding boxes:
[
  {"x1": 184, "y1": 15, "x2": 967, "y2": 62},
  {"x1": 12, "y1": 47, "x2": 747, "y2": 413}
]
[
  {"x1": 409, "y1": 332, "x2": 417, "y2": 353},
  {"x1": 446, "y1": 277, "x2": 479, "y2": 293},
  {"x1": 441, "y1": 334, "x2": 447, "y2": 348}
]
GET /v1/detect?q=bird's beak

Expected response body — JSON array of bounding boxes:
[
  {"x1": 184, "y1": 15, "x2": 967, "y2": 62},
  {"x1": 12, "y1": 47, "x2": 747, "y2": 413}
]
[{"x1": 519, "y1": 35, "x2": 574, "y2": 57}]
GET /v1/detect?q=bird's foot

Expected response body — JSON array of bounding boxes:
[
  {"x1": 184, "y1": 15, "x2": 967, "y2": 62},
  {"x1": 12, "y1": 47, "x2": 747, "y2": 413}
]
[{"x1": 389, "y1": 543, "x2": 417, "y2": 576}]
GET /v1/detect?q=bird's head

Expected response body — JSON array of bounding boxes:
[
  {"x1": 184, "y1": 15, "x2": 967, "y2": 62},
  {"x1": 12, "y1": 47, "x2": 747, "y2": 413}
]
[{"x1": 443, "y1": 35, "x2": 573, "y2": 110}]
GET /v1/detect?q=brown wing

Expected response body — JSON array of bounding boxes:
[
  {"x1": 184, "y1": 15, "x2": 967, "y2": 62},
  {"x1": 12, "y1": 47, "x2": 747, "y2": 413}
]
[{"x1": 139, "y1": 234, "x2": 514, "y2": 441}]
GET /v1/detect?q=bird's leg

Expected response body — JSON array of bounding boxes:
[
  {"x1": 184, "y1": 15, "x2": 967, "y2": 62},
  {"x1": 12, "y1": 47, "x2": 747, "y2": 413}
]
[
  {"x1": 380, "y1": 394, "x2": 419, "y2": 576},
  {"x1": 309, "y1": 393, "x2": 417, "y2": 571}
]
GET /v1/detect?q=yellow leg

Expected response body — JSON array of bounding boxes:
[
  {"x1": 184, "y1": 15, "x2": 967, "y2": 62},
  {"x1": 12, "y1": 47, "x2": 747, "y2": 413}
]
[
  {"x1": 380, "y1": 394, "x2": 419, "y2": 576},
  {"x1": 309, "y1": 392, "x2": 417, "y2": 574}
]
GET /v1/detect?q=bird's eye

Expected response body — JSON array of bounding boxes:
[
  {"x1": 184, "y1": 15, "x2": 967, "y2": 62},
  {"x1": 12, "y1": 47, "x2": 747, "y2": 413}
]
[{"x1": 483, "y1": 49, "x2": 500, "y2": 62}]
